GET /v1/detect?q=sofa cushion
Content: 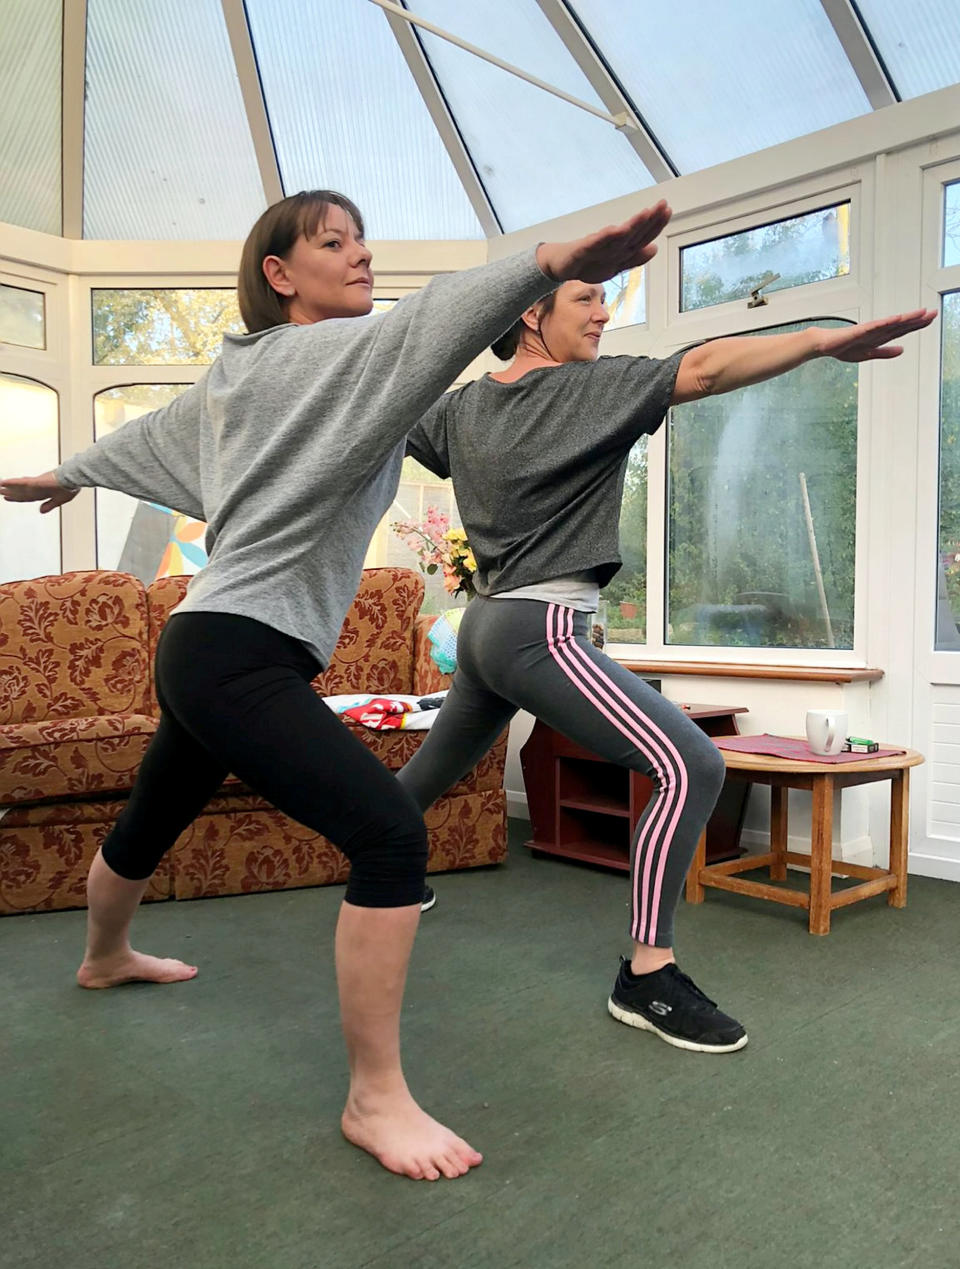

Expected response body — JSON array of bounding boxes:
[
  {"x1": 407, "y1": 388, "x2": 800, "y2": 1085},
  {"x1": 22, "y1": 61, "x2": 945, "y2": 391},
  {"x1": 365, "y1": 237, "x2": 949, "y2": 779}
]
[
  {"x1": 313, "y1": 567, "x2": 424, "y2": 695},
  {"x1": 0, "y1": 714, "x2": 158, "y2": 806},
  {"x1": 0, "y1": 571, "x2": 150, "y2": 725}
]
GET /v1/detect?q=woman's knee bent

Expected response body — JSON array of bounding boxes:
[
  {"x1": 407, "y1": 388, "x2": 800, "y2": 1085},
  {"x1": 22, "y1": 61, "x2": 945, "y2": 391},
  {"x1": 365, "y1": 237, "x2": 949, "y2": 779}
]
[{"x1": 341, "y1": 794, "x2": 429, "y2": 908}]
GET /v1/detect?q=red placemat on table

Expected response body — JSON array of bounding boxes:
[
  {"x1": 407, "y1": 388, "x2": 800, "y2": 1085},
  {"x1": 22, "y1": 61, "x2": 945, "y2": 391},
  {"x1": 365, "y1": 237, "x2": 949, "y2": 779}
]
[{"x1": 714, "y1": 734, "x2": 905, "y2": 763}]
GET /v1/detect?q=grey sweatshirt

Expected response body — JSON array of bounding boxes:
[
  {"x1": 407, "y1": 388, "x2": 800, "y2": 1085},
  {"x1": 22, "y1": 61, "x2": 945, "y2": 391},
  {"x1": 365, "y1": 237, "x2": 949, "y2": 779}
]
[{"x1": 56, "y1": 250, "x2": 553, "y2": 665}]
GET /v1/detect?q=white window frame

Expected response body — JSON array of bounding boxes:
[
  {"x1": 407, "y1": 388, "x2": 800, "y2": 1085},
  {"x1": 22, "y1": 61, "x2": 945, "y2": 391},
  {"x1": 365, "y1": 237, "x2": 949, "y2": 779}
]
[
  {"x1": 917, "y1": 158, "x2": 960, "y2": 685},
  {"x1": 1, "y1": 261, "x2": 69, "y2": 575},
  {"x1": 668, "y1": 180, "x2": 862, "y2": 330},
  {"x1": 604, "y1": 170, "x2": 874, "y2": 667}
]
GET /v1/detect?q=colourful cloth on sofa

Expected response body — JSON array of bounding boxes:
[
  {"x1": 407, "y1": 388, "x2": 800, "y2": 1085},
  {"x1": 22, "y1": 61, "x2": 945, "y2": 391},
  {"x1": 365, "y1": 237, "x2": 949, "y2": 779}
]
[
  {"x1": 427, "y1": 608, "x2": 465, "y2": 674},
  {"x1": 323, "y1": 693, "x2": 448, "y2": 730}
]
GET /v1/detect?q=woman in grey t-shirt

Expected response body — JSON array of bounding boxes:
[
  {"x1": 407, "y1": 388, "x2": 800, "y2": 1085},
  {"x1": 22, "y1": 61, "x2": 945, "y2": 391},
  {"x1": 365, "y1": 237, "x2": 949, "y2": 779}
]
[{"x1": 403, "y1": 282, "x2": 935, "y2": 1054}]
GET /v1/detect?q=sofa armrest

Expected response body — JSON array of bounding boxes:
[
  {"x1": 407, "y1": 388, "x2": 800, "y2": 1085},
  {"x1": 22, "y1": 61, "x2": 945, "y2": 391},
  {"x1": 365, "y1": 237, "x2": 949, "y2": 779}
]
[{"x1": 413, "y1": 614, "x2": 453, "y2": 695}]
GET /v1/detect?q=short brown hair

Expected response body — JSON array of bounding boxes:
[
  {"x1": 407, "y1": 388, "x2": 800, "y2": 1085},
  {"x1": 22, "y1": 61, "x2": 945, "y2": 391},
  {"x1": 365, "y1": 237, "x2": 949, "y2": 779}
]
[
  {"x1": 237, "y1": 190, "x2": 366, "y2": 333},
  {"x1": 490, "y1": 290, "x2": 558, "y2": 361}
]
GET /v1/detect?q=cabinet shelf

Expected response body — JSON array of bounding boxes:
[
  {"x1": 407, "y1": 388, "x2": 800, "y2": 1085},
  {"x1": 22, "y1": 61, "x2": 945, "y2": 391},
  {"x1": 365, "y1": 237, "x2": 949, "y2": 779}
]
[
  {"x1": 529, "y1": 838, "x2": 630, "y2": 871},
  {"x1": 558, "y1": 796, "x2": 631, "y2": 817}
]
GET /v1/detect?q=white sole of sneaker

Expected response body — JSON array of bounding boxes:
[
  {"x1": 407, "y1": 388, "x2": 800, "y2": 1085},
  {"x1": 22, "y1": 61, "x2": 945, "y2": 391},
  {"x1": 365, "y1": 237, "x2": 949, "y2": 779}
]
[
  {"x1": 607, "y1": 997, "x2": 748, "y2": 1053},
  {"x1": 420, "y1": 894, "x2": 437, "y2": 913}
]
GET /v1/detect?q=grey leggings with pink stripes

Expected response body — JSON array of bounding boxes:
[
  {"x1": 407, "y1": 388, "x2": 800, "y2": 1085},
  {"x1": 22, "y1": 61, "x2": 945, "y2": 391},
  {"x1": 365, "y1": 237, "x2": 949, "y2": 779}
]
[{"x1": 397, "y1": 596, "x2": 725, "y2": 947}]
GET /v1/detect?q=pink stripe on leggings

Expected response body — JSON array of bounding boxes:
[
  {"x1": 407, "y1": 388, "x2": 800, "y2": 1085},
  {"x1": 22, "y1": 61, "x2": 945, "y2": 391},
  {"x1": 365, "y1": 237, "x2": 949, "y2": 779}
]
[
  {"x1": 558, "y1": 608, "x2": 690, "y2": 944},
  {"x1": 545, "y1": 605, "x2": 688, "y2": 943}
]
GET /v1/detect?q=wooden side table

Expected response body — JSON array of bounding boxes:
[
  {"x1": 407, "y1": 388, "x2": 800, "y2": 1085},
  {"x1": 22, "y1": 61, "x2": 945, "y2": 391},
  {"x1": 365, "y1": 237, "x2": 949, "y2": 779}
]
[
  {"x1": 684, "y1": 745, "x2": 925, "y2": 934},
  {"x1": 520, "y1": 704, "x2": 749, "y2": 872}
]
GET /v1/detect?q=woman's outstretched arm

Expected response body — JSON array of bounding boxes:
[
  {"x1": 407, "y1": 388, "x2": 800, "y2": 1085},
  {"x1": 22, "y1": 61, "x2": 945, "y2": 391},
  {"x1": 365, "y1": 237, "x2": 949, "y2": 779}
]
[
  {"x1": 2, "y1": 381, "x2": 206, "y2": 518},
  {"x1": 671, "y1": 308, "x2": 938, "y2": 404}
]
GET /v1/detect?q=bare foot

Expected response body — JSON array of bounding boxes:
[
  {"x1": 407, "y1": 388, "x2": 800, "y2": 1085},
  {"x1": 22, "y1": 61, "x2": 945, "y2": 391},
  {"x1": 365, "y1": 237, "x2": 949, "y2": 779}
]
[
  {"x1": 76, "y1": 950, "x2": 198, "y2": 989},
  {"x1": 341, "y1": 1090, "x2": 483, "y2": 1181}
]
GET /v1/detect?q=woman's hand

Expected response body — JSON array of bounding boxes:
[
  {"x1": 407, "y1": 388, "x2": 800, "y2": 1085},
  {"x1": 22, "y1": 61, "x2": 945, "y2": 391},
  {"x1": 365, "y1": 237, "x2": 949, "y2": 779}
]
[
  {"x1": 537, "y1": 201, "x2": 672, "y2": 284},
  {"x1": 813, "y1": 309, "x2": 938, "y2": 362},
  {"x1": 0, "y1": 472, "x2": 79, "y2": 514}
]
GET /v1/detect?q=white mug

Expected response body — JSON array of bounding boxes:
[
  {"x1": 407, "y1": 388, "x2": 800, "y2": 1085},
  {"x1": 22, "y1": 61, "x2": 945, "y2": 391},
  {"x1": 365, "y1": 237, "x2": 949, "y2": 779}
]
[{"x1": 805, "y1": 710, "x2": 848, "y2": 756}]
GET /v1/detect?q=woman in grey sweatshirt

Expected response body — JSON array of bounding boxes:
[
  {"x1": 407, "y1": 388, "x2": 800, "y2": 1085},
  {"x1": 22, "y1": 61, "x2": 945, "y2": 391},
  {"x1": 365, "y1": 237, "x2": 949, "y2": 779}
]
[{"x1": 0, "y1": 189, "x2": 671, "y2": 1181}]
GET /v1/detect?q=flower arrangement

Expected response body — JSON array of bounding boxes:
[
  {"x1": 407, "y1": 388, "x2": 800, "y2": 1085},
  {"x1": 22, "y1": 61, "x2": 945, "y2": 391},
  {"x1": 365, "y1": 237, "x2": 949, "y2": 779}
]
[{"x1": 391, "y1": 506, "x2": 477, "y2": 598}]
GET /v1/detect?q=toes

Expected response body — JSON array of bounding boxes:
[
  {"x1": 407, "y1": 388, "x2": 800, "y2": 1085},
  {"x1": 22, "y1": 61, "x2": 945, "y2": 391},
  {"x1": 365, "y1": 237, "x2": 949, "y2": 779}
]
[
  {"x1": 450, "y1": 1140, "x2": 483, "y2": 1168},
  {"x1": 437, "y1": 1154, "x2": 463, "y2": 1180}
]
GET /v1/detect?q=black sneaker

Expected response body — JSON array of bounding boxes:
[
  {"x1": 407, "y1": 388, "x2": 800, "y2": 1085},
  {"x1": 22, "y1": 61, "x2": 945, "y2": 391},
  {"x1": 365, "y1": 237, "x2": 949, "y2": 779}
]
[
  {"x1": 608, "y1": 959, "x2": 747, "y2": 1053},
  {"x1": 420, "y1": 884, "x2": 437, "y2": 913}
]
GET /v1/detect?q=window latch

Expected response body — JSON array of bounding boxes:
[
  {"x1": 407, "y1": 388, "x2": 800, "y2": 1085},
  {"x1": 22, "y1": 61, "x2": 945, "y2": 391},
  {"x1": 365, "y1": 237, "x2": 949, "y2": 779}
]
[{"x1": 747, "y1": 272, "x2": 781, "y2": 308}]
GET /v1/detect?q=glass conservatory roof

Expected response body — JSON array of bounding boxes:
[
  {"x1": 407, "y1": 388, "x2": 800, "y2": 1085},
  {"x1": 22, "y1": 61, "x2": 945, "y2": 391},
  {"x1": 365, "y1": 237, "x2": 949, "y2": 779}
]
[{"x1": 1, "y1": 0, "x2": 959, "y2": 241}]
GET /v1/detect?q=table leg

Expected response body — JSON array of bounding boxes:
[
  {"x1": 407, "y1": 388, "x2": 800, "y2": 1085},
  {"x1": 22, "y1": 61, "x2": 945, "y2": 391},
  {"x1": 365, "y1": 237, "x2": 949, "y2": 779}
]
[
  {"x1": 685, "y1": 829, "x2": 707, "y2": 904},
  {"x1": 809, "y1": 776, "x2": 834, "y2": 935},
  {"x1": 770, "y1": 784, "x2": 788, "y2": 881},
  {"x1": 888, "y1": 768, "x2": 910, "y2": 909}
]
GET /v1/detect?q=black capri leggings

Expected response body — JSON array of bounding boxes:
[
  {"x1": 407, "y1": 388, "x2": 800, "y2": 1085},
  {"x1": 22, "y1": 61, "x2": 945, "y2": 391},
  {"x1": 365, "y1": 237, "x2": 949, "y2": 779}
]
[{"x1": 101, "y1": 612, "x2": 428, "y2": 907}]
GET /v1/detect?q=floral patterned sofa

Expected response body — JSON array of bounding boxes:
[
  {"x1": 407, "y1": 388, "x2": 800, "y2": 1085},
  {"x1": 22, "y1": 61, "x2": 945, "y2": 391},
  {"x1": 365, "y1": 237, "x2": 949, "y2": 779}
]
[{"x1": 0, "y1": 568, "x2": 507, "y2": 915}]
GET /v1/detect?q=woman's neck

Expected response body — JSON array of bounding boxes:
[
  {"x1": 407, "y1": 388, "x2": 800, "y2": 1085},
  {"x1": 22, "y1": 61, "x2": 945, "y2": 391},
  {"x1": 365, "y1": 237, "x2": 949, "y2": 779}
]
[{"x1": 489, "y1": 347, "x2": 564, "y2": 384}]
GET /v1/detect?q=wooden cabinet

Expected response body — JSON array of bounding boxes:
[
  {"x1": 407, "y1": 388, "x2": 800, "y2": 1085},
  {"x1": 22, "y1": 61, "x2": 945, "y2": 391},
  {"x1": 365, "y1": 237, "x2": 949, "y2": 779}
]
[{"x1": 520, "y1": 705, "x2": 749, "y2": 871}]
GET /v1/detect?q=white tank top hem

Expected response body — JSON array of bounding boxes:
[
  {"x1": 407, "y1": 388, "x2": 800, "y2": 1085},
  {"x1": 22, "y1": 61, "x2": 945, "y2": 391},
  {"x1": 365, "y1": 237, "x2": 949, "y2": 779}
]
[{"x1": 491, "y1": 574, "x2": 600, "y2": 612}]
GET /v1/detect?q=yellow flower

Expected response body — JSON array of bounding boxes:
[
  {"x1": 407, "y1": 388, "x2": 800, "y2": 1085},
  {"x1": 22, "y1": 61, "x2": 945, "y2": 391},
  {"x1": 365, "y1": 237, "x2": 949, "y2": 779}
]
[
  {"x1": 464, "y1": 550, "x2": 477, "y2": 572},
  {"x1": 443, "y1": 528, "x2": 468, "y2": 543}
]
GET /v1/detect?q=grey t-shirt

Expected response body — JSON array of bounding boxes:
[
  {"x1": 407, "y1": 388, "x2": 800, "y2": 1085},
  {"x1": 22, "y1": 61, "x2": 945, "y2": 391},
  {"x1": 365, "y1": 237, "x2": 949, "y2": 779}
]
[
  {"x1": 54, "y1": 249, "x2": 553, "y2": 666},
  {"x1": 405, "y1": 352, "x2": 685, "y2": 595}
]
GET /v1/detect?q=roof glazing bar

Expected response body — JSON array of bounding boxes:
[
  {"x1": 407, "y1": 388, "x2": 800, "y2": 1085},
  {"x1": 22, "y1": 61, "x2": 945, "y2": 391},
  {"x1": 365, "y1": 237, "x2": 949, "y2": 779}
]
[
  {"x1": 535, "y1": 0, "x2": 675, "y2": 181},
  {"x1": 819, "y1": 0, "x2": 898, "y2": 108},
  {"x1": 220, "y1": 0, "x2": 284, "y2": 206},
  {"x1": 379, "y1": 4, "x2": 500, "y2": 235}
]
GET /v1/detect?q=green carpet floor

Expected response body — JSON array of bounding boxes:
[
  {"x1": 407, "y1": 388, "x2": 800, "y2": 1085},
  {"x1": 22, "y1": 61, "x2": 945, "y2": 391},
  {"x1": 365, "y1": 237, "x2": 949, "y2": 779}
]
[{"x1": 3, "y1": 819, "x2": 959, "y2": 1269}]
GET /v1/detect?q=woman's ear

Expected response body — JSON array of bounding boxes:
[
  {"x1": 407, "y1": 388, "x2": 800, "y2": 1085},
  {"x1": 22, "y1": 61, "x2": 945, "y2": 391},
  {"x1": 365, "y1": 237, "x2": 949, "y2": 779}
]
[
  {"x1": 520, "y1": 303, "x2": 542, "y2": 333},
  {"x1": 262, "y1": 255, "x2": 295, "y2": 297}
]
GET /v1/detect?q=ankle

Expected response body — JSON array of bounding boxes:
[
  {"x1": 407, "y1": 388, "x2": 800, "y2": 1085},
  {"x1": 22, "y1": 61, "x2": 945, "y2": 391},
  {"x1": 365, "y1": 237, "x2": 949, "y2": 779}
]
[
  {"x1": 346, "y1": 1074, "x2": 411, "y2": 1112},
  {"x1": 81, "y1": 942, "x2": 132, "y2": 966},
  {"x1": 629, "y1": 947, "x2": 675, "y2": 977}
]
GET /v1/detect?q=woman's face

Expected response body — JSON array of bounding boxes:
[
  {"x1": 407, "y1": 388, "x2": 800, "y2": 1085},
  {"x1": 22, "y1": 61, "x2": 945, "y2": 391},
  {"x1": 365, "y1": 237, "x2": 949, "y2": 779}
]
[
  {"x1": 263, "y1": 204, "x2": 374, "y2": 324},
  {"x1": 537, "y1": 280, "x2": 610, "y2": 362}
]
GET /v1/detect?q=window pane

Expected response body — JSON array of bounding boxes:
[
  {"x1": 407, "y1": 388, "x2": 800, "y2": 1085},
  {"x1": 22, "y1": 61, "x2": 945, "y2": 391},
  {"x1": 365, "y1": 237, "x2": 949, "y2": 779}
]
[
  {"x1": 854, "y1": 0, "x2": 960, "y2": 99},
  {"x1": 94, "y1": 385, "x2": 207, "y2": 584},
  {"x1": 667, "y1": 321, "x2": 857, "y2": 650},
  {"x1": 245, "y1": 0, "x2": 483, "y2": 239},
  {"x1": 410, "y1": 0, "x2": 653, "y2": 232},
  {"x1": 0, "y1": 0, "x2": 61, "y2": 233},
  {"x1": 569, "y1": 0, "x2": 869, "y2": 173},
  {"x1": 681, "y1": 204, "x2": 851, "y2": 312},
  {"x1": 0, "y1": 284, "x2": 45, "y2": 349},
  {"x1": 0, "y1": 375, "x2": 60, "y2": 583},
  {"x1": 936, "y1": 292, "x2": 960, "y2": 650},
  {"x1": 600, "y1": 437, "x2": 648, "y2": 643},
  {"x1": 605, "y1": 268, "x2": 647, "y2": 332},
  {"x1": 91, "y1": 289, "x2": 243, "y2": 366},
  {"x1": 84, "y1": 0, "x2": 266, "y2": 239},
  {"x1": 945, "y1": 183, "x2": 960, "y2": 269}
]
